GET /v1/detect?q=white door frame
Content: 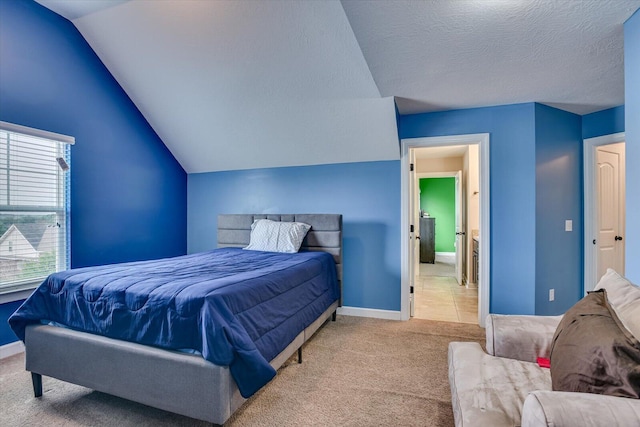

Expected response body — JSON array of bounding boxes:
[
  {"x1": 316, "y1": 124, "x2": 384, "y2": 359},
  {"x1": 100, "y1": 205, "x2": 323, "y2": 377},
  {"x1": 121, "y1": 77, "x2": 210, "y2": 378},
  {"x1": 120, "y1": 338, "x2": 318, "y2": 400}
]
[
  {"x1": 409, "y1": 148, "x2": 418, "y2": 318},
  {"x1": 454, "y1": 170, "x2": 463, "y2": 286},
  {"x1": 583, "y1": 132, "x2": 625, "y2": 293},
  {"x1": 401, "y1": 133, "x2": 490, "y2": 326}
]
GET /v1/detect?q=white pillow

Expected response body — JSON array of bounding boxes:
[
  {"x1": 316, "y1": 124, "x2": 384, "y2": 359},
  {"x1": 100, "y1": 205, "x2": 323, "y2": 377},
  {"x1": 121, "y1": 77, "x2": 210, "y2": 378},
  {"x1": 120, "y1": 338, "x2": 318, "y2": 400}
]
[
  {"x1": 594, "y1": 268, "x2": 640, "y2": 339},
  {"x1": 243, "y1": 219, "x2": 311, "y2": 253}
]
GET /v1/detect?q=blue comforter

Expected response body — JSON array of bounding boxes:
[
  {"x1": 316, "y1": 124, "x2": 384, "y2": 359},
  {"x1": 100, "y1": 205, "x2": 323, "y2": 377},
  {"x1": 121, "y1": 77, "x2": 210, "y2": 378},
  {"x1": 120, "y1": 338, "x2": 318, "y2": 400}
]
[{"x1": 9, "y1": 248, "x2": 339, "y2": 397}]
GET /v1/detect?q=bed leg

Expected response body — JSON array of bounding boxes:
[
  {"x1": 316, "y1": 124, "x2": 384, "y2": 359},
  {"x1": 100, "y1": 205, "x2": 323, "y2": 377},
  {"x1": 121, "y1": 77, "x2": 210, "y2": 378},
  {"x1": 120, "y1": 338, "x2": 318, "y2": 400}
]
[
  {"x1": 297, "y1": 347, "x2": 302, "y2": 364},
  {"x1": 332, "y1": 311, "x2": 336, "y2": 321},
  {"x1": 31, "y1": 373, "x2": 42, "y2": 397}
]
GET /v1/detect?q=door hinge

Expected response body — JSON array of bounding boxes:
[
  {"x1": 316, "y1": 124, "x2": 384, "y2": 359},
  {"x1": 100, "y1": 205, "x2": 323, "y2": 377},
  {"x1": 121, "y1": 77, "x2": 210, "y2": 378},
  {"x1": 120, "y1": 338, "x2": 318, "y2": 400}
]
[
  {"x1": 410, "y1": 224, "x2": 414, "y2": 233},
  {"x1": 410, "y1": 163, "x2": 414, "y2": 172},
  {"x1": 410, "y1": 286, "x2": 414, "y2": 294}
]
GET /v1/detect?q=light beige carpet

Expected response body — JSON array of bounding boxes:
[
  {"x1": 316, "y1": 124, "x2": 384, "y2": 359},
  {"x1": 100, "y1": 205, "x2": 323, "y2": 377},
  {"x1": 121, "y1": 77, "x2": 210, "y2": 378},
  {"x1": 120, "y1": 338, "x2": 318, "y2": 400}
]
[{"x1": 0, "y1": 316, "x2": 484, "y2": 427}]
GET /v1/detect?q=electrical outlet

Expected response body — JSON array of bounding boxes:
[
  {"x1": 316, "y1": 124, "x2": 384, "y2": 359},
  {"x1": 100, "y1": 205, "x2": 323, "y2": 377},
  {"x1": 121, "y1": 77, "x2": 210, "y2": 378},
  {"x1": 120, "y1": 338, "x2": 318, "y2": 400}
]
[
  {"x1": 549, "y1": 289, "x2": 555, "y2": 301},
  {"x1": 565, "y1": 220, "x2": 572, "y2": 232}
]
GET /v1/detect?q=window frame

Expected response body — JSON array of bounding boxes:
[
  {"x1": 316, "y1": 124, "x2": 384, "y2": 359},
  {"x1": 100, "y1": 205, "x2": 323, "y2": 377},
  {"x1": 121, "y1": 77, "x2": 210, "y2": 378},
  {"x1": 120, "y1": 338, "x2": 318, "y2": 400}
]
[{"x1": 0, "y1": 121, "x2": 73, "y2": 298}]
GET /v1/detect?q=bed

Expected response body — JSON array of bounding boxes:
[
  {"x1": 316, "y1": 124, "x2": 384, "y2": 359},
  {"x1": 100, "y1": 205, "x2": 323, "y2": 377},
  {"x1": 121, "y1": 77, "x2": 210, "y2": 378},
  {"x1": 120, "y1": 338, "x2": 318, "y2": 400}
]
[{"x1": 9, "y1": 213, "x2": 342, "y2": 425}]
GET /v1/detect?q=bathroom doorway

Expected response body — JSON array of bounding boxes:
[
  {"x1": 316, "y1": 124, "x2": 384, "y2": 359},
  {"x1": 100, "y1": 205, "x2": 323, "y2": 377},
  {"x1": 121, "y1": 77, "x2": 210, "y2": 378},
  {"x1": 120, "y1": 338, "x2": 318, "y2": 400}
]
[
  {"x1": 412, "y1": 148, "x2": 478, "y2": 323},
  {"x1": 400, "y1": 133, "x2": 490, "y2": 326}
]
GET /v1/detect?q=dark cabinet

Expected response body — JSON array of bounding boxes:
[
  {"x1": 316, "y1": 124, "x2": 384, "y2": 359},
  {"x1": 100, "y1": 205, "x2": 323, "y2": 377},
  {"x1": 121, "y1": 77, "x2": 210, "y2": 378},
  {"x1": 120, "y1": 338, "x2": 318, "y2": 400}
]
[
  {"x1": 472, "y1": 238, "x2": 479, "y2": 284},
  {"x1": 419, "y1": 217, "x2": 435, "y2": 263}
]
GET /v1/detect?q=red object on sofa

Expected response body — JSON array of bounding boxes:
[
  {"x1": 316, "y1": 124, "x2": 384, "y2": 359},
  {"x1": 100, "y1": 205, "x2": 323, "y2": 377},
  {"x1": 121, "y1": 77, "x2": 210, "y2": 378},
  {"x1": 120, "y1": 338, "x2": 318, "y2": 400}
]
[{"x1": 537, "y1": 357, "x2": 551, "y2": 368}]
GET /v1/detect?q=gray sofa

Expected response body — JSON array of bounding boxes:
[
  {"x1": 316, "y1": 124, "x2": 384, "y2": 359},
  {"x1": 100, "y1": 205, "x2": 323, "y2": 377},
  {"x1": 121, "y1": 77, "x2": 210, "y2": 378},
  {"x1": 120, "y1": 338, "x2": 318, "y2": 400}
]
[{"x1": 448, "y1": 269, "x2": 640, "y2": 427}]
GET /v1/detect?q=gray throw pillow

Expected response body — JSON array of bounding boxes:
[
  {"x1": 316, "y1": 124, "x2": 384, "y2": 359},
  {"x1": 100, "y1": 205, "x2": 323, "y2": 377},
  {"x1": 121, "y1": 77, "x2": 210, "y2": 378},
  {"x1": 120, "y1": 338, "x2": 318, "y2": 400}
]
[{"x1": 550, "y1": 290, "x2": 640, "y2": 399}]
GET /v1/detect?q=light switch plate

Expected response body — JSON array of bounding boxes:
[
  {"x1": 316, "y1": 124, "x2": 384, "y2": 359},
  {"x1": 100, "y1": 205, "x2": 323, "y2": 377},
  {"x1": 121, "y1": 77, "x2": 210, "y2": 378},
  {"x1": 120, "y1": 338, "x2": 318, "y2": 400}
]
[
  {"x1": 549, "y1": 289, "x2": 555, "y2": 301},
  {"x1": 565, "y1": 220, "x2": 572, "y2": 232}
]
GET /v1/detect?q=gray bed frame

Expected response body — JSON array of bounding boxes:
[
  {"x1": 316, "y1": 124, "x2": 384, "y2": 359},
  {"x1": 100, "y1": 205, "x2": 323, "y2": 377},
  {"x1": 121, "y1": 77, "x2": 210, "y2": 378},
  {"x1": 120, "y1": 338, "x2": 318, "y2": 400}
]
[{"x1": 24, "y1": 214, "x2": 342, "y2": 425}]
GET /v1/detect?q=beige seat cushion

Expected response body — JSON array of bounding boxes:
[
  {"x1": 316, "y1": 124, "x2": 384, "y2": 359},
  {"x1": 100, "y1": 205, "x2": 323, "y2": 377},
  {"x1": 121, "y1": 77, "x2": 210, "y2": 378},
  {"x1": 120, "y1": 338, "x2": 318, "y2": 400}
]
[
  {"x1": 486, "y1": 314, "x2": 562, "y2": 362},
  {"x1": 448, "y1": 342, "x2": 551, "y2": 427},
  {"x1": 522, "y1": 390, "x2": 640, "y2": 427}
]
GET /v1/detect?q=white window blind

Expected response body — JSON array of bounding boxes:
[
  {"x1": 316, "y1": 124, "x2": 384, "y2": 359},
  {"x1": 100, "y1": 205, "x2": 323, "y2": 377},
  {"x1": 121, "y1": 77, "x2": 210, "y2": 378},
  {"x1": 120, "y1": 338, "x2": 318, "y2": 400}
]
[{"x1": 0, "y1": 121, "x2": 73, "y2": 293}]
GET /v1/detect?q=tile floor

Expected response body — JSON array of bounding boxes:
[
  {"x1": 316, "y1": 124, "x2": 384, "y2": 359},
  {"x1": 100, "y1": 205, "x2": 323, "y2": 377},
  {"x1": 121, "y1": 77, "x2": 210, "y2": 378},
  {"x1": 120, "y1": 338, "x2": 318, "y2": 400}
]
[{"x1": 413, "y1": 262, "x2": 478, "y2": 324}]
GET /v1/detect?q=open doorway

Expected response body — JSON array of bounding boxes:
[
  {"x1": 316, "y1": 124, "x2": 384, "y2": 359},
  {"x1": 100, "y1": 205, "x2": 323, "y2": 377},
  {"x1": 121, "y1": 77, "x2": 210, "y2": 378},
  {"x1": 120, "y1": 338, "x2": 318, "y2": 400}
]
[
  {"x1": 412, "y1": 147, "x2": 479, "y2": 323},
  {"x1": 584, "y1": 133, "x2": 626, "y2": 292},
  {"x1": 400, "y1": 133, "x2": 490, "y2": 326}
]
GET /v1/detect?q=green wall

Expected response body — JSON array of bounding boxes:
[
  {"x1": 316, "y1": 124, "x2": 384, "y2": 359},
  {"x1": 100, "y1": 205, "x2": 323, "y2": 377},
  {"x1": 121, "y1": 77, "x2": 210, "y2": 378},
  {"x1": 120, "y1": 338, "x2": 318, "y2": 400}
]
[{"x1": 419, "y1": 178, "x2": 455, "y2": 252}]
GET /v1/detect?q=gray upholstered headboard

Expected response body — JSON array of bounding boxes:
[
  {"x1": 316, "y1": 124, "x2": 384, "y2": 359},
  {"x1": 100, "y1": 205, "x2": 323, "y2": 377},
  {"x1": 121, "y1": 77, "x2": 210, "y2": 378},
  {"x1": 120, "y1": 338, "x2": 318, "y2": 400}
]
[{"x1": 217, "y1": 214, "x2": 343, "y2": 287}]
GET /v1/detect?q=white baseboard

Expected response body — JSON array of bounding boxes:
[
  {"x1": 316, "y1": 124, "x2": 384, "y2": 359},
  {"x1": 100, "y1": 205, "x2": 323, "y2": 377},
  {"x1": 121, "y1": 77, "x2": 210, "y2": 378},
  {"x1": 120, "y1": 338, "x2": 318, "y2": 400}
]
[
  {"x1": 0, "y1": 340, "x2": 24, "y2": 359},
  {"x1": 337, "y1": 306, "x2": 402, "y2": 320},
  {"x1": 435, "y1": 252, "x2": 456, "y2": 264}
]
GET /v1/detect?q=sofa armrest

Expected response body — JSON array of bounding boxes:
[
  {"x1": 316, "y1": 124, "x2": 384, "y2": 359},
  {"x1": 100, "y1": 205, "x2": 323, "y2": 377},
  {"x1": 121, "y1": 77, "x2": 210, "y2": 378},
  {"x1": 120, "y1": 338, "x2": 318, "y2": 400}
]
[
  {"x1": 486, "y1": 314, "x2": 562, "y2": 362},
  {"x1": 522, "y1": 390, "x2": 640, "y2": 427}
]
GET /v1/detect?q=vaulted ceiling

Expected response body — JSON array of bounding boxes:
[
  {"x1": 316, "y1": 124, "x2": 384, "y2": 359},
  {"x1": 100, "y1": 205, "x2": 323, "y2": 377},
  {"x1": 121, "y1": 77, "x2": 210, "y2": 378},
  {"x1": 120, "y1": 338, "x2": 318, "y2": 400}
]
[{"x1": 34, "y1": 0, "x2": 640, "y2": 173}]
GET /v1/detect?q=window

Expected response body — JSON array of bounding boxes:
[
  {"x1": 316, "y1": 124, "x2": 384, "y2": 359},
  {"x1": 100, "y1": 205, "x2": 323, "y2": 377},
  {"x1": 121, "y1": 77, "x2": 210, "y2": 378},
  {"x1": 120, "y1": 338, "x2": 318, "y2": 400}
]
[{"x1": 0, "y1": 121, "x2": 73, "y2": 294}]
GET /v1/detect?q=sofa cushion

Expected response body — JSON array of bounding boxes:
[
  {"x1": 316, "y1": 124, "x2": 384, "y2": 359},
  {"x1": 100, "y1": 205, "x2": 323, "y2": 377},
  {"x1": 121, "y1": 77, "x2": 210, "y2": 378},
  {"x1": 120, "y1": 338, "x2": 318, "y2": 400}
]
[
  {"x1": 550, "y1": 290, "x2": 640, "y2": 398},
  {"x1": 448, "y1": 342, "x2": 551, "y2": 427},
  {"x1": 522, "y1": 390, "x2": 640, "y2": 427},
  {"x1": 594, "y1": 268, "x2": 640, "y2": 339},
  {"x1": 486, "y1": 314, "x2": 562, "y2": 362}
]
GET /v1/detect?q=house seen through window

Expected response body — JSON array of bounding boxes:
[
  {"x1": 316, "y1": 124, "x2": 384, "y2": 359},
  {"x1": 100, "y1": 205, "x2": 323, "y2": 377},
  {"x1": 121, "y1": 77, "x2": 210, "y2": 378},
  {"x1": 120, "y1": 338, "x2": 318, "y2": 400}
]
[{"x1": 0, "y1": 121, "x2": 73, "y2": 293}]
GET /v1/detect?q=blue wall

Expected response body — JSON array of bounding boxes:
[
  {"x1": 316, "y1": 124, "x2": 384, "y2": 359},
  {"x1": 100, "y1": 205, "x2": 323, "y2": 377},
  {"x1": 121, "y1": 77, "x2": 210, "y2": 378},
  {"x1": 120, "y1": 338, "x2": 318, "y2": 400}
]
[
  {"x1": 0, "y1": 0, "x2": 187, "y2": 266},
  {"x1": 188, "y1": 161, "x2": 401, "y2": 311},
  {"x1": 401, "y1": 103, "x2": 538, "y2": 315},
  {"x1": 534, "y1": 104, "x2": 582, "y2": 315},
  {"x1": 190, "y1": 102, "x2": 614, "y2": 316},
  {"x1": 0, "y1": 0, "x2": 187, "y2": 343},
  {"x1": 582, "y1": 106, "x2": 625, "y2": 139},
  {"x1": 0, "y1": 0, "x2": 634, "y2": 343},
  {"x1": 625, "y1": 11, "x2": 640, "y2": 283}
]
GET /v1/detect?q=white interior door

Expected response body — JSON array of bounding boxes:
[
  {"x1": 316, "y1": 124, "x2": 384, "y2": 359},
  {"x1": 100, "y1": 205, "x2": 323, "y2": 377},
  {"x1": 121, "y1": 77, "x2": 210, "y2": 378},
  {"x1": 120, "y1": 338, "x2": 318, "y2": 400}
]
[
  {"x1": 408, "y1": 148, "x2": 417, "y2": 317},
  {"x1": 596, "y1": 143, "x2": 625, "y2": 280},
  {"x1": 454, "y1": 171, "x2": 463, "y2": 285}
]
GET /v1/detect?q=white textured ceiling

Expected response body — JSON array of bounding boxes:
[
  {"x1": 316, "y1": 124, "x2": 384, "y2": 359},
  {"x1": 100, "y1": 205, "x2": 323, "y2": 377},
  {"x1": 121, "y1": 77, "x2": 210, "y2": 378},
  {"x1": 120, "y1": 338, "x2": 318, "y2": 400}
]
[
  {"x1": 33, "y1": 0, "x2": 640, "y2": 173},
  {"x1": 35, "y1": 0, "x2": 129, "y2": 20},
  {"x1": 342, "y1": 0, "x2": 640, "y2": 114}
]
